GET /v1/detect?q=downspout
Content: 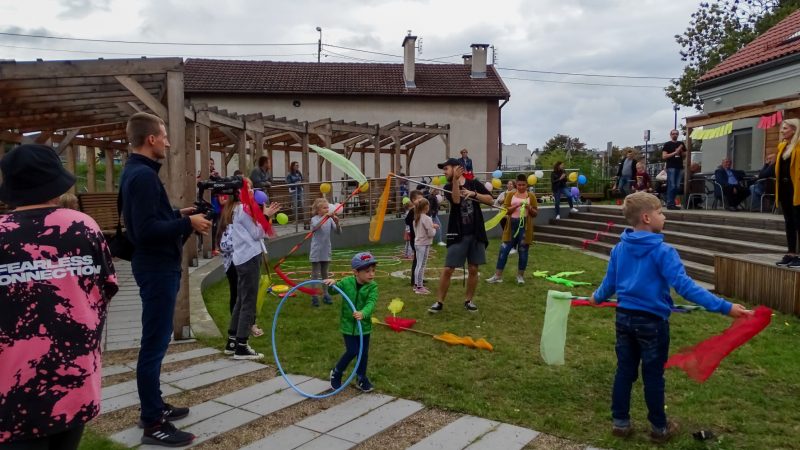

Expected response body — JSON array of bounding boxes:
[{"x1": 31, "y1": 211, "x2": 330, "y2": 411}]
[{"x1": 498, "y1": 98, "x2": 509, "y2": 169}]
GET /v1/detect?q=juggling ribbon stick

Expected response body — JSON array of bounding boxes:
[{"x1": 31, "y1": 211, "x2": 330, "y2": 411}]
[
  {"x1": 665, "y1": 305, "x2": 771, "y2": 382},
  {"x1": 371, "y1": 318, "x2": 493, "y2": 351}
]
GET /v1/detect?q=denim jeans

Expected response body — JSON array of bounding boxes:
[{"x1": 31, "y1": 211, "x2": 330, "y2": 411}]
[
  {"x1": 432, "y1": 215, "x2": 444, "y2": 243},
  {"x1": 611, "y1": 310, "x2": 670, "y2": 431},
  {"x1": 666, "y1": 168, "x2": 682, "y2": 207},
  {"x1": 335, "y1": 333, "x2": 370, "y2": 378},
  {"x1": 495, "y1": 218, "x2": 530, "y2": 272},
  {"x1": 553, "y1": 187, "x2": 574, "y2": 216},
  {"x1": 134, "y1": 269, "x2": 181, "y2": 425},
  {"x1": 618, "y1": 176, "x2": 631, "y2": 197}
]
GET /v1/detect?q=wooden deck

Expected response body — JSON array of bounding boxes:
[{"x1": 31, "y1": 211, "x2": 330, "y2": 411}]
[{"x1": 714, "y1": 253, "x2": 800, "y2": 316}]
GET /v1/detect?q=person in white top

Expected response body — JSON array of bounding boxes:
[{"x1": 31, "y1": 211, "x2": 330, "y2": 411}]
[{"x1": 413, "y1": 198, "x2": 439, "y2": 294}]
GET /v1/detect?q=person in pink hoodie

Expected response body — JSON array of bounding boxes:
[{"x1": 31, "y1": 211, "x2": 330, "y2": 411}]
[{"x1": 0, "y1": 144, "x2": 118, "y2": 449}]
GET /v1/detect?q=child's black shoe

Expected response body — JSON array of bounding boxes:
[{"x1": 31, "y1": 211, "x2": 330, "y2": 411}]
[
  {"x1": 330, "y1": 369, "x2": 342, "y2": 390},
  {"x1": 357, "y1": 376, "x2": 374, "y2": 392}
]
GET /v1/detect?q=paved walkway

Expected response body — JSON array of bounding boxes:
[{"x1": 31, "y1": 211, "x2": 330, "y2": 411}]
[{"x1": 99, "y1": 255, "x2": 604, "y2": 449}]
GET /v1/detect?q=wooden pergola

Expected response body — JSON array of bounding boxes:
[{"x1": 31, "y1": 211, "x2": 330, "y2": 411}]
[
  {"x1": 683, "y1": 93, "x2": 800, "y2": 197},
  {"x1": 1, "y1": 57, "x2": 452, "y2": 340}
]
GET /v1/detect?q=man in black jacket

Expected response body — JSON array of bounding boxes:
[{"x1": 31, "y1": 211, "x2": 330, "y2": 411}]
[
  {"x1": 120, "y1": 112, "x2": 211, "y2": 447},
  {"x1": 714, "y1": 158, "x2": 750, "y2": 211}
]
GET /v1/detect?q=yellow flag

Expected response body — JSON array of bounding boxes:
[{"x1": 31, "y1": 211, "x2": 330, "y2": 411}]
[{"x1": 484, "y1": 208, "x2": 507, "y2": 231}]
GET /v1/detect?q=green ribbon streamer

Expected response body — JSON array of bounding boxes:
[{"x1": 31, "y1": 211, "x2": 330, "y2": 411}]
[{"x1": 540, "y1": 290, "x2": 573, "y2": 365}]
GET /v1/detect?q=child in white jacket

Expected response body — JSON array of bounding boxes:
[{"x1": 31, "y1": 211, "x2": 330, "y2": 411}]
[{"x1": 413, "y1": 198, "x2": 438, "y2": 294}]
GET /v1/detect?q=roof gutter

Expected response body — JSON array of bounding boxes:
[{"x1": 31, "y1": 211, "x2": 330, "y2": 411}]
[
  {"x1": 696, "y1": 51, "x2": 800, "y2": 90},
  {"x1": 497, "y1": 98, "x2": 509, "y2": 170}
]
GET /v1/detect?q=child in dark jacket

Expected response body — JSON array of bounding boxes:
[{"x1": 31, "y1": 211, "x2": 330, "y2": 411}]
[
  {"x1": 590, "y1": 192, "x2": 750, "y2": 443},
  {"x1": 324, "y1": 252, "x2": 379, "y2": 392}
]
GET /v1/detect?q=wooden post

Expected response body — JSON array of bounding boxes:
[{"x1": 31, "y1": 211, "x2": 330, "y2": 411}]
[
  {"x1": 393, "y1": 133, "x2": 401, "y2": 174},
  {"x1": 166, "y1": 70, "x2": 191, "y2": 341},
  {"x1": 360, "y1": 148, "x2": 365, "y2": 175},
  {"x1": 284, "y1": 144, "x2": 291, "y2": 177},
  {"x1": 198, "y1": 114, "x2": 212, "y2": 259},
  {"x1": 301, "y1": 134, "x2": 310, "y2": 183},
  {"x1": 104, "y1": 148, "x2": 114, "y2": 192},
  {"x1": 405, "y1": 149, "x2": 411, "y2": 176},
  {"x1": 237, "y1": 130, "x2": 247, "y2": 174},
  {"x1": 683, "y1": 134, "x2": 692, "y2": 199},
  {"x1": 373, "y1": 136, "x2": 381, "y2": 178},
  {"x1": 323, "y1": 135, "x2": 332, "y2": 181},
  {"x1": 0, "y1": 141, "x2": 5, "y2": 184},
  {"x1": 85, "y1": 147, "x2": 96, "y2": 192},
  {"x1": 185, "y1": 122, "x2": 198, "y2": 266},
  {"x1": 66, "y1": 145, "x2": 77, "y2": 194},
  {"x1": 120, "y1": 149, "x2": 128, "y2": 168}
]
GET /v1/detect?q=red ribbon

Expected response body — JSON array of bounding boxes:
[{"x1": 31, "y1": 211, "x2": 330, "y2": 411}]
[
  {"x1": 582, "y1": 221, "x2": 615, "y2": 250},
  {"x1": 239, "y1": 184, "x2": 275, "y2": 237},
  {"x1": 385, "y1": 316, "x2": 418, "y2": 332}
]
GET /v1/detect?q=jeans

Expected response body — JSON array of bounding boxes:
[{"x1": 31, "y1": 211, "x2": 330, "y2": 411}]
[
  {"x1": 666, "y1": 168, "x2": 682, "y2": 207},
  {"x1": 134, "y1": 269, "x2": 181, "y2": 425},
  {"x1": 335, "y1": 334, "x2": 370, "y2": 378},
  {"x1": 226, "y1": 265, "x2": 238, "y2": 314},
  {"x1": 552, "y1": 187, "x2": 574, "y2": 216},
  {"x1": 618, "y1": 176, "x2": 631, "y2": 197},
  {"x1": 432, "y1": 215, "x2": 444, "y2": 243},
  {"x1": 611, "y1": 310, "x2": 670, "y2": 431},
  {"x1": 495, "y1": 218, "x2": 530, "y2": 272}
]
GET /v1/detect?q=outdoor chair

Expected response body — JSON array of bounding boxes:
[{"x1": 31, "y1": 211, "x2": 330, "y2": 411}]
[
  {"x1": 686, "y1": 177, "x2": 710, "y2": 210},
  {"x1": 752, "y1": 177, "x2": 776, "y2": 213}
]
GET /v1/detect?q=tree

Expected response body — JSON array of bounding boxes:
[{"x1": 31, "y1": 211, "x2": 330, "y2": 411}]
[
  {"x1": 666, "y1": 0, "x2": 800, "y2": 110},
  {"x1": 542, "y1": 134, "x2": 587, "y2": 154}
]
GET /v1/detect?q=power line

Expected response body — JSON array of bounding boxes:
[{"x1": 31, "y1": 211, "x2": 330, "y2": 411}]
[
  {"x1": 0, "y1": 31, "x2": 315, "y2": 46},
  {"x1": 497, "y1": 66, "x2": 675, "y2": 80},
  {"x1": 0, "y1": 43, "x2": 317, "y2": 58},
  {"x1": 502, "y1": 76, "x2": 664, "y2": 88}
]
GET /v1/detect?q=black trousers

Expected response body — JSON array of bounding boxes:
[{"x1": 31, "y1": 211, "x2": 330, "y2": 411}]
[
  {"x1": 778, "y1": 180, "x2": 800, "y2": 254},
  {"x1": 0, "y1": 425, "x2": 84, "y2": 450}
]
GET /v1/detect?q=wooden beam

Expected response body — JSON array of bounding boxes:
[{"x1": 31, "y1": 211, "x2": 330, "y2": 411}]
[
  {"x1": 0, "y1": 58, "x2": 183, "y2": 80},
  {"x1": 115, "y1": 75, "x2": 169, "y2": 120},
  {"x1": 184, "y1": 120, "x2": 199, "y2": 265},
  {"x1": 301, "y1": 133, "x2": 310, "y2": 184},
  {"x1": 208, "y1": 111, "x2": 245, "y2": 130},
  {"x1": 65, "y1": 145, "x2": 76, "y2": 194},
  {"x1": 56, "y1": 129, "x2": 80, "y2": 155},
  {"x1": 85, "y1": 146, "x2": 96, "y2": 192},
  {"x1": 104, "y1": 148, "x2": 114, "y2": 192},
  {"x1": 373, "y1": 135, "x2": 381, "y2": 178},
  {"x1": 686, "y1": 99, "x2": 800, "y2": 128}
]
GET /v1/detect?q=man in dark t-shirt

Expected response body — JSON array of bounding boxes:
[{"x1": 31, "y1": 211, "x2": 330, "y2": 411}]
[
  {"x1": 662, "y1": 129, "x2": 686, "y2": 210},
  {"x1": 428, "y1": 158, "x2": 493, "y2": 313}
]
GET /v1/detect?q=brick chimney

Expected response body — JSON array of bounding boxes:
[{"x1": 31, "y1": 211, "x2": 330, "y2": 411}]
[
  {"x1": 470, "y1": 43, "x2": 489, "y2": 78},
  {"x1": 402, "y1": 34, "x2": 417, "y2": 88},
  {"x1": 462, "y1": 54, "x2": 472, "y2": 66}
]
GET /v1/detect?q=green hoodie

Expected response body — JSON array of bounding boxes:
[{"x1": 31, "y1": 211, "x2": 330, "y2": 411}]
[{"x1": 329, "y1": 275, "x2": 378, "y2": 335}]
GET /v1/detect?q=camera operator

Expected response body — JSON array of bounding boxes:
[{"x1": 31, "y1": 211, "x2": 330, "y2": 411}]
[{"x1": 119, "y1": 112, "x2": 210, "y2": 447}]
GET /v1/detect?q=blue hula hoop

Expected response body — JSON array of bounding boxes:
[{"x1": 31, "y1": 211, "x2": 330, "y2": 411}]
[{"x1": 271, "y1": 279, "x2": 363, "y2": 399}]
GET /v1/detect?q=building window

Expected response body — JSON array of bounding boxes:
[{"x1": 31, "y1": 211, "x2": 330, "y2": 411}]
[{"x1": 728, "y1": 128, "x2": 752, "y2": 169}]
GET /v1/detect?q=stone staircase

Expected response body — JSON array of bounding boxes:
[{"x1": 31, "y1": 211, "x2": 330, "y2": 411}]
[{"x1": 535, "y1": 205, "x2": 786, "y2": 285}]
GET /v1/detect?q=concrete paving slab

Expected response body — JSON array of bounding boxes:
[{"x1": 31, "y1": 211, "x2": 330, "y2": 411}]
[
  {"x1": 464, "y1": 423, "x2": 539, "y2": 450},
  {"x1": 171, "y1": 361, "x2": 265, "y2": 390},
  {"x1": 239, "y1": 425, "x2": 320, "y2": 450},
  {"x1": 110, "y1": 400, "x2": 232, "y2": 447},
  {"x1": 294, "y1": 434, "x2": 355, "y2": 450},
  {"x1": 171, "y1": 408, "x2": 260, "y2": 448},
  {"x1": 101, "y1": 384, "x2": 181, "y2": 414},
  {"x1": 159, "y1": 358, "x2": 239, "y2": 383},
  {"x1": 407, "y1": 415, "x2": 499, "y2": 450},
  {"x1": 161, "y1": 347, "x2": 220, "y2": 364},
  {"x1": 297, "y1": 394, "x2": 395, "y2": 433},
  {"x1": 239, "y1": 378, "x2": 329, "y2": 416},
  {"x1": 215, "y1": 375, "x2": 311, "y2": 407},
  {"x1": 102, "y1": 364, "x2": 133, "y2": 377},
  {"x1": 328, "y1": 398, "x2": 424, "y2": 444}
]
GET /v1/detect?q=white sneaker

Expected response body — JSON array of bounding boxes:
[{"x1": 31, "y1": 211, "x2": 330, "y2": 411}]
[
  {"x1": 570, "y1": 207, "x2": 579, "y2": 213},
  {"x1": 509, "y1": 248, "x2": 517, "y2": 255},
  {"x1": 437, "y1": 242, "x2": 447, "y2": 247},
  {"x1": 555, "y1": 214, "x2": 561, "y2": 220},
  {"x1": 486, "y1": 274, "x2": 503, "y2": 283},
  {"x1": 516, "y1": 275, "x2": 525, "y2": 285}
]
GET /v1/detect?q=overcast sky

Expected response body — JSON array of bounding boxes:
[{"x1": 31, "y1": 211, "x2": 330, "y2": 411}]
[{"x1": 1, "y1": 0, "x2": 704, "y2": 151}]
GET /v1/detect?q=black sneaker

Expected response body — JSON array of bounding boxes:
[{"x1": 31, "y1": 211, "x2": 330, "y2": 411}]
[
  {"x1": 788, "y1": 257, "x2": 800, "y2": 269},
  {"x1": 330, "y1": 369, "x2": 342, "y2": 390},
  {"x1": 357, "y1": 376, "x2": 374, "y2": 392},
  {"x1": 464, "y1": 300, "x2": 478, "y2": 312},
  {"x1": 776, "y1": 254, "x2": 793, "y2": 267},
  {"x1": 223, "y1": 336, "x2": 236, "y2": 355},
  {"x1": 428, "y1": 301, "x2": 443, "y2": 313},
  {"x1": 649, "y1": 420, "x2": 679, "y2": 444},
  {"x1": 141, "y1": 418, "x2": 195, "y2": 447},
  {"x1": 137, "y1": 403, "x2": 190, "y2": 428},
  {"x1": 233, "y1": 343, "x2": 264, "y2": 360}
]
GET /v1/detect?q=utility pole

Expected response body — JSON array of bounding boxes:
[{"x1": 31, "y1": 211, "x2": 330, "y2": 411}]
[
  {"x1": 673, "y1": 104, "x2": 680, "y2": 130},
  {"x1": 316, "y1": 26, "x2": 322, "y2": 63}
]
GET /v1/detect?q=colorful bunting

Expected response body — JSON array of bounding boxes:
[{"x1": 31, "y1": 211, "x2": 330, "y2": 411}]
[
  {"x1": 757, "y1": 110, "x2": 783, "y2": 129},
  {"x1": 690, "y1": 122, "x2": 733, "y2": 140}
]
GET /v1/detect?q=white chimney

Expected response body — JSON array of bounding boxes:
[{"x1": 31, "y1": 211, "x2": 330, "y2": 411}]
[
  {"x1": 470, "y1": 43, "x2": 489, "y2": 79},
  {"x1": 462, "y1": 54, "x2": 472, "y2": 66},
  {"x1": 402, "y1": 34, "x2": 417, "y2": 88}
]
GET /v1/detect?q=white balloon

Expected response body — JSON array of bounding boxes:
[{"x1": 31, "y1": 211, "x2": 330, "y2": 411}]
[
  {"x1": 436, "y1": 194, "x2": 444, "y2": 203},
  {"x1": 534, "y1": 170, "x2": 544, "y2": 178},
  {"x1": 328, "y1": 203, "x2": 341, "y2": 214}
]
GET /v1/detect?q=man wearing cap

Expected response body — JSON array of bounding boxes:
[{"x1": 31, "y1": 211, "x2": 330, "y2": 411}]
[
  {"x1": 428, "y1": 158, "x2": 494, "y2": 313},
  {"x1": 119, "y1": 112, "x2": 211, "y2": 447},
  {"x1": 0, "y1": 144, "x2": 118, "y2": 449}
]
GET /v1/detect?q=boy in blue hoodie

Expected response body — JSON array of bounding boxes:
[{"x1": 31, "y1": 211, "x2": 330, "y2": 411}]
[{"x1": 590, "y1": 192, "x2": 749, "y2": 443}]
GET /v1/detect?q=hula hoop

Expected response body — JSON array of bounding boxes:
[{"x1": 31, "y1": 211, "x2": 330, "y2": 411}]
[{"x1": 271, "y1": 279, "x2": 363, "y2": 399}]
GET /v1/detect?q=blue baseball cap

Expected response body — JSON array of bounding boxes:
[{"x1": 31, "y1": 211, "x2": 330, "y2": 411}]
[{"x1": 351, "y1": 252, "x2": 377, "y2": 270}]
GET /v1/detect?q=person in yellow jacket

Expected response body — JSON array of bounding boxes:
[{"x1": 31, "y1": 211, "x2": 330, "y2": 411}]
[
  {"x1": 487, "y1": 174, "x2": 539, "y2": 284},
  {"x1": 775, "y1": 118, "x2": 800, "y2": 269}
]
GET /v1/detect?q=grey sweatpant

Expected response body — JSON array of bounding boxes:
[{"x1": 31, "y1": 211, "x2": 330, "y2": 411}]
[
  {"x1": 311, "y1": 261, "x2": 330, "y2": 298},
  {"x1": 229, "y1": 254, "x2": 260, "y2": 340}
]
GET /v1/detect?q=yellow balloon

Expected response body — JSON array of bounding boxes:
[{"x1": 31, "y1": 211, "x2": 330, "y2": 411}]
[
  {"x1": 568, "y1": 172, "x2": 578, "y2": 182},
  {"x1": 320, "y1": 182, "x2": 332, "y2": 194},
  {"x1": 431, "y1": 176, "x2": 440, "y2": 186},
  {"x1": 491, "y1": 178, "x2": 502, "y2": 189},
  {"x1": 359, "y1": 181, "x2": 369, "y2": 192},
  {"x1": 527, "y1": 174, "x2": 538, "y2": 185}
]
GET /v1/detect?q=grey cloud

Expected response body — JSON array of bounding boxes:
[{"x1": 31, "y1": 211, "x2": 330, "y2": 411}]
[{"x1": 58, "y1": 0, "x2": 111, "y2": 19}]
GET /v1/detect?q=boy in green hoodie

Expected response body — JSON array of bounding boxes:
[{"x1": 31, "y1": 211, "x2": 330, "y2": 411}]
[{"x1": 323, "y1": 252, "x2": 378, "y2": 392}]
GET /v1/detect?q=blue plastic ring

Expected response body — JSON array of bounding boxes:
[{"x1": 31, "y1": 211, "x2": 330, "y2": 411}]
[{"x1": 271, "y1": 279, "x2": 363, "y2": 398}]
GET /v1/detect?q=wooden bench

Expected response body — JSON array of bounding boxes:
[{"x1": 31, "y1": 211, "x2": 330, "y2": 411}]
[{"x1": 78, "y1": 193, "x2": 120, "y2": 235}]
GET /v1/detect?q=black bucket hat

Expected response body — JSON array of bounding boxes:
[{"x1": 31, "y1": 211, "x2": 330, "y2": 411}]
[{"x1": 0, "y1": 144, "x2": 77, "y2": 207}]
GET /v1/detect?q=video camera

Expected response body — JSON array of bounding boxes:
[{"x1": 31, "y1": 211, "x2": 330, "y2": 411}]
[{"x1": 195, "y1": 175, "x2": 243, "y2": 219}]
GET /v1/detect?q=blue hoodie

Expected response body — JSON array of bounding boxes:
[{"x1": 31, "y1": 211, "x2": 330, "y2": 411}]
[{"x1": 593, "y1": 229, "x2": 732, "y2": 319}]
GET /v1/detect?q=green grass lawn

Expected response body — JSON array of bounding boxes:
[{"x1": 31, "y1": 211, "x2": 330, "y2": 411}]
[{"x1": 200, "y1": 240, "x2": 800, "y2": 450}]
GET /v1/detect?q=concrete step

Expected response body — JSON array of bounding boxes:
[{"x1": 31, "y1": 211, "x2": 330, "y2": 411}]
[{"x1": 587, "y1": 205, "x2": 785, "y2": 231}]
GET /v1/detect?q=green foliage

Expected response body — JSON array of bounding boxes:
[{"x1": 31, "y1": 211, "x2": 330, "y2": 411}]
[
  {"x1": 200, "y1": 241, "x2": 800, "y2": 449},
  {"x1": 666, "y1": 0, "x2": 800, "y2": 109},
  {"x1": 542, "y1": 134, "x2": 587, "y2": 154}
]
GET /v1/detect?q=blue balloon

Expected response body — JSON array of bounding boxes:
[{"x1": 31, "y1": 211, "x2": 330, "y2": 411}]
[
  {"x1": 254, "y1": 190, "x2": 268, "y2": 205},
  {"x1": 578, "y1": 175, "x2": 587, "y2": 185},
  {"x1": 492, "y1": 169, "x2": 503, "y2": 178},
  {"x1": 571, "y1": 187, "x2": 580, "y2": 197}
]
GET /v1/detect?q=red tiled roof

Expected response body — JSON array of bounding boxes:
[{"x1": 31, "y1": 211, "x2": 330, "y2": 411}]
[
  {"x1": 699, "y1": 9, "x2": 800, "y2": 83},
  {"x1": 184, "y1": 59, "x2": 510, "y2": 99}
]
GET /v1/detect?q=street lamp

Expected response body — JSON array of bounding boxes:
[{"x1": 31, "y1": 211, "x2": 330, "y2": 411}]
[
  {"x1": 316, "y1": 27, "x2": 322, "y2": 63},
  {"x1": 673, "y1": 104, "x2": 680, "y2": 130}
]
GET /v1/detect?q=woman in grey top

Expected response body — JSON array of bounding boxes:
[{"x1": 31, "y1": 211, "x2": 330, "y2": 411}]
[{"x1": 309, "y1": 197, "x2": 342, "y2": 306}]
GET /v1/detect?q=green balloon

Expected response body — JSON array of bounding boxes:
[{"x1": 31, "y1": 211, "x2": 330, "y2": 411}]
[
  {"x1": 402, "y1": 196, "x2": 411, "y2": 205},
  {"x1": 439, "y1": 175, "x2": 447, "y2": 185},
  {"x1": 276, "y1": 213, "x2": 289, "y2": 225}
]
